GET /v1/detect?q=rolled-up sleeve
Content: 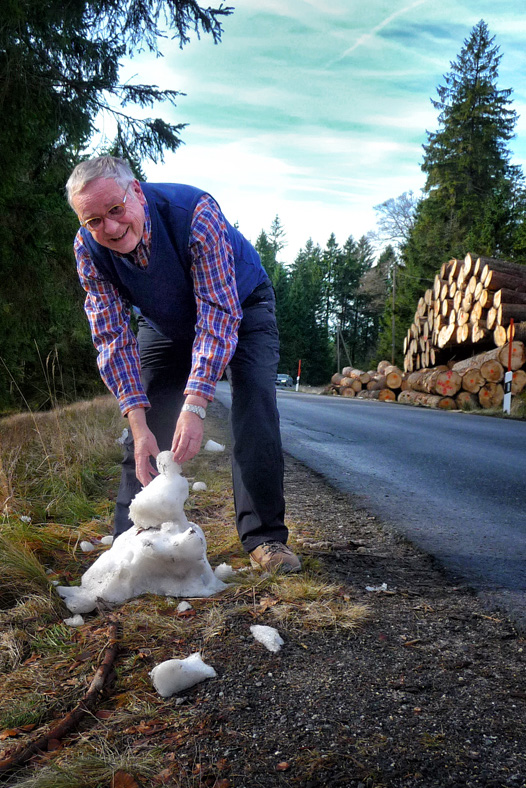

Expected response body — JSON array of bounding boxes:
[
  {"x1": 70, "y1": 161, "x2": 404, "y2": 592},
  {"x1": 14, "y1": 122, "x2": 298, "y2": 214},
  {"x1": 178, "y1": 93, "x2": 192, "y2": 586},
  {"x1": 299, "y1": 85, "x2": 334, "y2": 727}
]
[
  {"x1": 74, "y1": 232, "x2": 149, "y2": 415},
  {"x1": 185, "y1": 195, "x2": 242, "y2": 401}
]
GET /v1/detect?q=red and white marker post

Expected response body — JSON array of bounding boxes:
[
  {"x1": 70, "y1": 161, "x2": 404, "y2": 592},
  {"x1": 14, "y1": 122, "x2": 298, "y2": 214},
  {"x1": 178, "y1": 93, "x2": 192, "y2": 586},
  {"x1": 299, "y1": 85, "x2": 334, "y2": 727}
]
[
  {"x1": 503, "y1": 318, "x2": 515, "y2": 415},
  {"x1": 295, "y1": 359, "x2": 301, "y2": 392}
]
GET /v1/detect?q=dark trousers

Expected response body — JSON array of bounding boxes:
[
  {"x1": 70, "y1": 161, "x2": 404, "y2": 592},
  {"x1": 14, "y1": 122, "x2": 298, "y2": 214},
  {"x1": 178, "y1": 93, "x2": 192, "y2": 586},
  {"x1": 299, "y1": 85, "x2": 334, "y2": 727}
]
[{"x1": 114, "y1": 282, "x2": 287, "y2": 552}]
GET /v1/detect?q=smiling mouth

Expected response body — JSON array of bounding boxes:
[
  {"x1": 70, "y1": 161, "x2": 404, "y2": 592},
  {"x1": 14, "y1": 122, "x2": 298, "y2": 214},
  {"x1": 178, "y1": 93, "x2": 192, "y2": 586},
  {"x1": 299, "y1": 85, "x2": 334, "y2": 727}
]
[{"x1": 110, "y1": 227, "x2": 128, "y2": 242}]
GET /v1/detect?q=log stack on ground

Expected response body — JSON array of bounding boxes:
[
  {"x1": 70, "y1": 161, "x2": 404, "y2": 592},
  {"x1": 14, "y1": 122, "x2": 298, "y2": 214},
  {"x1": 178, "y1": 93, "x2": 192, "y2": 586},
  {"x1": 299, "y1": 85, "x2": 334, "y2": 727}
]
[
  {"x1": 328, "y1": 363, "x2": 405, "y2": 401},
  {"x1": 403, "y1": 253, "x2": 526, "y2": 372}
]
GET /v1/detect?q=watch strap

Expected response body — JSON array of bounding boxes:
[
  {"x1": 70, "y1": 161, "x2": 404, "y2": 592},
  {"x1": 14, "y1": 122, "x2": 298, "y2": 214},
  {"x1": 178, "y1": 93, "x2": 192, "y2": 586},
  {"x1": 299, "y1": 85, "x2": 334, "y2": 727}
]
[{"x1": 181, "y1": 403, "x2": 206, "y2": 420}]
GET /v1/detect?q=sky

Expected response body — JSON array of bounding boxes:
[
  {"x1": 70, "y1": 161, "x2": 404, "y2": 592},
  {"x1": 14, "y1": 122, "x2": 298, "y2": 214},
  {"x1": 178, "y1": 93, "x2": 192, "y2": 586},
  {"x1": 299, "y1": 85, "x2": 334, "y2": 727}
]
[{"x1": 113, "y1": 0, "x2": 526, "y2": 263}]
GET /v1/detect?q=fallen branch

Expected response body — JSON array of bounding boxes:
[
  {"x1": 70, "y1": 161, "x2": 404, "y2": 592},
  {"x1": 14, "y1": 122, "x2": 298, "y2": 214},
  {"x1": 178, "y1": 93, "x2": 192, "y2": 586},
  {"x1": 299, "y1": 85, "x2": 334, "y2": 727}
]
[{"x1": 0, "y1": 618, "x2": 119, "y2": 777}]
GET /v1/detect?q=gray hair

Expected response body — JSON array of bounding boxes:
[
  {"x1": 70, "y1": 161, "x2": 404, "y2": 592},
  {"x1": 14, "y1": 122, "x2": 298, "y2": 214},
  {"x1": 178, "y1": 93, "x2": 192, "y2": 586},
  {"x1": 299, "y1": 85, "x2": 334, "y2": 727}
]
[{"x1": 66, "y1": 156, "x2": 136, "y2": 208}]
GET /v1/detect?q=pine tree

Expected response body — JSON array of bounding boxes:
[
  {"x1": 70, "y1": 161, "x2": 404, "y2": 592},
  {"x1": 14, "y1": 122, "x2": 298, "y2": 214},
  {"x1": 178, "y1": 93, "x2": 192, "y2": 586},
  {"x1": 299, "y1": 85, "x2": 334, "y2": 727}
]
[
  {"x1": 0, "y1": 1, "x2": 232, "y2": 410},
  {"x1": 379, "y1": 20, "x2": 525, "y2": 363}
]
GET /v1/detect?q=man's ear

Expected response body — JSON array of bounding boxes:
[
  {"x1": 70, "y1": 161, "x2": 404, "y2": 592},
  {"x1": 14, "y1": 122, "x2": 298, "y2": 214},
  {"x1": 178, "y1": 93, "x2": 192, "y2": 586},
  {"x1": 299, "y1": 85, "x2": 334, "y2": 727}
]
[{"x1": 132, "y1": 179, "x2": 146, "y2": 205}]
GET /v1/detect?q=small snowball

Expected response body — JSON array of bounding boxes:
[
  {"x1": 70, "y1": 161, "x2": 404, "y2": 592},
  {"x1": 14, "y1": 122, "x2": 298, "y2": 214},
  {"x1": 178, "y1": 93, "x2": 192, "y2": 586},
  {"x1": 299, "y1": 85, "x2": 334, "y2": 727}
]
[
  {"x1": 20, "y1": 515, "x2": 31, "y2": 523},
  {"x1": 204, "y1": 440, "x2": 225, "y2": 453},
  {"x1": 100, "y1": 535, "x2": 114, "y2": 545},
  {"x1": 214, "y1": 563, "x2": 236, "y2": 581},
  {"x1": 365, "y1": 582, "x2": 388, "y2": 592},
  {"x1": 250, "y1": 624, "x2": 284, "y2": 653},
  {"x1": 192, "y1": 481, "x2": 208, "y2": 492},
  {"x1": 177, "y1": 601, "x2": 193, "y2": 612},
  {"x1": 116, "y1": 428, "x2": 128, "y2": 445},
  {"x1": 79, "y1": 541, "x2": 96, "y2": 553},
  {"x1": 64, "y1": 615, "x2": 84, "y2": 627},
  {"x1": 150, "y1": 652, "x2": 216, "y2": 697}
]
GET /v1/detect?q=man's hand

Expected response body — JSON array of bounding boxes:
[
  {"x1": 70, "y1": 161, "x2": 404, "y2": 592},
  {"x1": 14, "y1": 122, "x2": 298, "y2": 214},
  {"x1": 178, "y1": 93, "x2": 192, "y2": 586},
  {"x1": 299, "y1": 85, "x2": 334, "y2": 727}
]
[
  {"x1": 171, "y1": 395, "x2": 207, "y2": 464},
  {"x1": 171, "y1": 410, "x2": 204, "y2": 464},
  {"x1": 127, "y1": 408, "x2": 160, "y2": 487}
]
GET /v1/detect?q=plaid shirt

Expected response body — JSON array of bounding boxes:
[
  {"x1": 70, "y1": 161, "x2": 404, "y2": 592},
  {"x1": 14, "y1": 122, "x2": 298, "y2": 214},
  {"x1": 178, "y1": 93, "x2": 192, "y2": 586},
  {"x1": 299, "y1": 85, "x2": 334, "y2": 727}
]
[{"x1": 74, "y1": 193, "x2": 242, "y2": 415}]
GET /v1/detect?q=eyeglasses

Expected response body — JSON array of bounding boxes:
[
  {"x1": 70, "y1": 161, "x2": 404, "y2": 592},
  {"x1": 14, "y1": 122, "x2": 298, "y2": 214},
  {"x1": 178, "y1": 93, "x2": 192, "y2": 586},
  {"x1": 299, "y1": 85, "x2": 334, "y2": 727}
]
[{"x1": 79, "y1": 183, "x2": 132, "y2": 232}]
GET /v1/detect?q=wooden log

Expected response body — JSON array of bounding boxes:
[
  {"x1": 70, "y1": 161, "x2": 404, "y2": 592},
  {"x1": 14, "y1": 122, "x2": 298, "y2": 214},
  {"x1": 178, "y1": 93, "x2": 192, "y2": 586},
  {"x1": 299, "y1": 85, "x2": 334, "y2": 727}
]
[
  {"x1": 474, "y1": 281, "x2": 484, "y2": 300},
  {"x1": 512, "y1": 369, "x2": 526, "y2": 395},
  {"x1": 493, "y1": 288, "x2": 526, "y2": 308},
  {"x1": 471, "y1": 324, "x2": 491, "y2": 344},
  {"x1": 449, "y1": 281, "x2": 457, "y2": 298},
  {"x1": 331, "y1": 373, "x2": 343, "y2": 386},
  {"x1": 398, "y1": 390, "x2": 457, "y2": 409},
  {"x1": 367, "y1": 375, "x2": 386, "y2": 391},
  {"x1": 452, "y1": 342, "x2": 525, "y2": 373},
  {"x1": 441, "y1": 298, "x2": 454, "y2": 317},
  {"x1": 467, "y1": 275, "x2": 478, "y2": 295},
  {"x1": 484, "y1": 269, "x2": 526, "y2": 293},
  {"x1": 480, "y1": 359, "x2": 504, "y2": 382},
  {"x1": 478, "y1": 382, "x2": 504, "y2": 409},
  {"x1": 456, "y1": 391, "x2": 479, "y2": 409},
  {"x1": 340, "y1": 376, "x2": 354, "y2": 388},
  {"x1": 508, "y1": 322, "x2": 526, "y2": 343},
  {"x1": 438, "y1": 324, "x2": 456, "y2": 348},
  {"x1": 493, "y1": 325, "x2": 508, "y2": 346},
  {"x1": 457, "y1": 308, "x2": 470, "y2": 326},
  {"x1": 461, "y1": 292, "x2": 473, "y2": 312},
  {"x1": 461, "y1": 368, "x2": 485, "y2": 393},
  {"x1": 341, "y1": 366, "x2": 353, "y2": 377},
  {"x1": 434, "y1": 276, "x2": 446, "y2": 299},
  {"x1": 377, "y1": 360, "x2": 391, "y2": 374},
  {"x1": 462, "y1": 252, "x2": 478, "y2": 277},
  {"x1": 341, "y1": 387, "x2": 356, "y2": 398},
  {"x1": 479, "y1": 256, "x2": 526, "y2": 279},
  {"x1": 440, "y1": 282, "x2": 449, "y2": 301},
  {"x1": 497, "y1": 304, "x2": 526, "y2": 326},
  {"x1": 378, "y1": 388, "x2": 397, "y2": 401},
  {"x1": 434, "y1": 369, "x2": 462, "y2": 396},
  {"x1": 456, "y1": 324, "x2": 470, "y2": 343},
  {"x1": 478, "y1": 290, "x2": 493, "y2": 309}
]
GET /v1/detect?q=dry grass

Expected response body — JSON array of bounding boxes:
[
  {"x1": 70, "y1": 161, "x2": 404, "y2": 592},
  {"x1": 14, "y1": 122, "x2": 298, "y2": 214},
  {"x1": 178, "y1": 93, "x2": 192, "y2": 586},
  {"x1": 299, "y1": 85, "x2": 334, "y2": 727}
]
[{"x1": 0, "y1": 396, "x2": 370, "y2": 784}]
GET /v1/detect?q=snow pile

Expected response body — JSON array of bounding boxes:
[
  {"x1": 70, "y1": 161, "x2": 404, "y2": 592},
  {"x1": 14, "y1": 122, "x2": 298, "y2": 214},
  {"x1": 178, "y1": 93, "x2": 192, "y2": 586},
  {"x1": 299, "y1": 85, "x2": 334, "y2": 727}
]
[
  {"x1": 150, "y1": 652, "x2": 216, "y2": 697},
  {"x1": 204, "y1": 439, "x2": 225, "y2": 453},
  {"x1": 250, "y1": 624, "x2": 284, "y2": 653},
  {"x1": 57, "y1": 452, "x2": 228, "y2": 614}
]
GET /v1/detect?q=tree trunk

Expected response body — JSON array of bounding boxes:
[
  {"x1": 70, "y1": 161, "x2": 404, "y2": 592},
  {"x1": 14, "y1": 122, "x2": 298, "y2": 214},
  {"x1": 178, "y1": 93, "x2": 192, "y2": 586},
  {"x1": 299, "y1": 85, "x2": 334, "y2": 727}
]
[
  {"x1": 478, "y1": 382, "x2": 504, "y2": 409},
  {"x1": 461, "y1": 368, "x2": 485, "y2": 393}
]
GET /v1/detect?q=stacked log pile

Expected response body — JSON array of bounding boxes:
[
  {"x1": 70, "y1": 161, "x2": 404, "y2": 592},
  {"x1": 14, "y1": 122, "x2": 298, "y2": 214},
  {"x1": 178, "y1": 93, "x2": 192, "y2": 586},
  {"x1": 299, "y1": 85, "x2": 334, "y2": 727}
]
[
  {"x1": 403, "y1": 253, "x2": 526, "y2": 372},
  {"x1": 329, "y1": 362, "x2": 406, "y2": 402},
  {"x1": 330, "y1": 342, "x2": 526, "y2": 411}
]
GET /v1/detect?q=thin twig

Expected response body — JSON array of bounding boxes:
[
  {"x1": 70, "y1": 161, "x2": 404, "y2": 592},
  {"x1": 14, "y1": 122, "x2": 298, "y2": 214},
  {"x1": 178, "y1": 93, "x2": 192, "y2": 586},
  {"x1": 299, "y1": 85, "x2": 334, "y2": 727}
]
[{"x1": 0, "y1": 618, "x2": 119, "y2": 777}]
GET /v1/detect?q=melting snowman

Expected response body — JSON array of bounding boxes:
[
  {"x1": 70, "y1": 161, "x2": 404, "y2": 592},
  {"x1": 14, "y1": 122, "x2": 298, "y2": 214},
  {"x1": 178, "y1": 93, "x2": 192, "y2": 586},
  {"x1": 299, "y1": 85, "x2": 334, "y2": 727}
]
[{"x1": 58, "y1": 452, "x2": 228, "y2": 614}]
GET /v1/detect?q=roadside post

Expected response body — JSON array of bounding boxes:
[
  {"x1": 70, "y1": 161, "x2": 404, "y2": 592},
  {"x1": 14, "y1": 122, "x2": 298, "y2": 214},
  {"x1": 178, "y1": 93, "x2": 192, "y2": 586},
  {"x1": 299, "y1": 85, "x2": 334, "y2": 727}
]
[
  {"x1": 503, "y1": 318, "x2": 515, "y2": 415},
  {"x1": 295, "y1": 359, "x2": 301, "y2": 392}
]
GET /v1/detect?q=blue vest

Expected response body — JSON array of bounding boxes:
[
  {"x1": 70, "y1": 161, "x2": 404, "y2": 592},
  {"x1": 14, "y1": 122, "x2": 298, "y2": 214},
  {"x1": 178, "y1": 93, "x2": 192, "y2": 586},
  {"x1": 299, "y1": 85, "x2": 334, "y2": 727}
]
[{"x1": 80, "y1": 182, "x2": 268, "y2": 340}]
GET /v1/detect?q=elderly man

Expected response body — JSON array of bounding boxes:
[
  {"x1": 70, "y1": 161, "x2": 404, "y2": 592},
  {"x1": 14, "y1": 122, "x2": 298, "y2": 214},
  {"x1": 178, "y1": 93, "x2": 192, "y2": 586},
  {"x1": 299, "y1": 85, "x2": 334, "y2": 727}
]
[{"x1": 66, "y1": 156, "x2": 300, "y2": 573}]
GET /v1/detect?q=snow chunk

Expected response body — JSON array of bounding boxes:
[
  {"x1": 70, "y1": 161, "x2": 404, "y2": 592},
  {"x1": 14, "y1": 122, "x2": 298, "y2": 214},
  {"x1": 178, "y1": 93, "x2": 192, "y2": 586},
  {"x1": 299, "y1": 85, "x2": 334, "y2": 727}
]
[
  {"x1": 79, "y1": 541, "x2": 96, "y2": 553},
  {"x1": 214, "y1": 563, "x2": 236, "y2": 582},
  {"x1": 100, "y1": 535, "x2": 114, "y2": 546},
  {"x1": 365, "y1": 582, "x2": 388, "y2": 592},
  {"x1": 57, "y1": 453, "x2": 227, "y2": 614},
  {"x1": 192, "y1": 481, "x2": 207, "y2": 492},
  {"x1": 150, "y1": 652, "x2": 216, "y2": 697},
  {"x1": 204, "y1": 440, "x2": 225, "y2": 453},
  {"x1": 250, "y1": 624, "x2": 284, "y2": 653},
  {"x1": 63, "y1": 615, "x2": 84, "y2": 627},
  {"x1": 177, "y1": 601, "x2": 192, "y2": 613}
]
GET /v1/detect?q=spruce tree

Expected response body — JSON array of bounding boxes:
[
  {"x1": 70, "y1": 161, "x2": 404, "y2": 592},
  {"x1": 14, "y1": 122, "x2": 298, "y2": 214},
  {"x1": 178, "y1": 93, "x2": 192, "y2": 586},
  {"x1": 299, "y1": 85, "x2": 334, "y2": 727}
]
[{"x1": 381, "y1": 20, "x2": 525, "y2": 362}]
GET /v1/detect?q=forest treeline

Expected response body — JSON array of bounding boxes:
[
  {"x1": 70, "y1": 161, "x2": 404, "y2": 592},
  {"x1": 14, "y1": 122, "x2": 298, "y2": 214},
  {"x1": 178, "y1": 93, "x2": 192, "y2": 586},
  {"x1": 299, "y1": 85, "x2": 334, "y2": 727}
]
[{"x1": 1, "y1": 8, "x2": 525, "y2": 408}]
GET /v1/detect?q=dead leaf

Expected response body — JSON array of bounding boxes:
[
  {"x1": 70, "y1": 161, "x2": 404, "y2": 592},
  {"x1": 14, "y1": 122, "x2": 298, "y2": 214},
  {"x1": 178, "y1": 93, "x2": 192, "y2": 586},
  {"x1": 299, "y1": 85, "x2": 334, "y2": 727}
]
[
  {"x1": 111, "y1": 771, "x2": 140, "y2": 788},
  {"x1": 276, "y1": 762, "x2": 290, "y2": 771},
  {"x1": 96, "y1": 709, "x2": 114, "y2": 719},
  {"x1": 214, "y1": 780, "x2": 231, "y2": 788},
  {"x1": 0, "y1": 729, "x2": 19, "y2": 740}
]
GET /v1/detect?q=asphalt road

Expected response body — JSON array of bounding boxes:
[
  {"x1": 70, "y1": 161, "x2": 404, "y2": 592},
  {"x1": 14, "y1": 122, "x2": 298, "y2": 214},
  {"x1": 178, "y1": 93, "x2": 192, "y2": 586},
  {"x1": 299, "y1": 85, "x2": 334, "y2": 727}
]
[{"x1": 215, "y1": 382, "x2": 526, "y2": 627}]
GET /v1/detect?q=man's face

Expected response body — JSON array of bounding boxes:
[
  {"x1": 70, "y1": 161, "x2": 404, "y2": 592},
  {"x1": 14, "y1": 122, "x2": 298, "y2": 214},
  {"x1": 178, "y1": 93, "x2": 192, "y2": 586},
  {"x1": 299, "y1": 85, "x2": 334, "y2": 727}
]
[{"x1": 73, "y1": 178, "x2": 146, "y2": 254}]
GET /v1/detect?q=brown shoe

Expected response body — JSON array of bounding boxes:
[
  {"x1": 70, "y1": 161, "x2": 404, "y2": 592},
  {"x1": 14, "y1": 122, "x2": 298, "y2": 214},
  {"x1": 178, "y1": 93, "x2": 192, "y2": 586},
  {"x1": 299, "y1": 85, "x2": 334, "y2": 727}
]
[{"x1": 250, "y1": 542, "x2": 301, "y2": 573}]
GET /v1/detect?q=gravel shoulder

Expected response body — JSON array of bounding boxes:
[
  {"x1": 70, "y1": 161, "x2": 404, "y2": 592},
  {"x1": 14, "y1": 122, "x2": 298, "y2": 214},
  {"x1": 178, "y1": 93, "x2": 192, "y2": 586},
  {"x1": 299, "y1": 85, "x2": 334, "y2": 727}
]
[{"x1": 148, "y1": 403, "x2": 526, "y2": 788}]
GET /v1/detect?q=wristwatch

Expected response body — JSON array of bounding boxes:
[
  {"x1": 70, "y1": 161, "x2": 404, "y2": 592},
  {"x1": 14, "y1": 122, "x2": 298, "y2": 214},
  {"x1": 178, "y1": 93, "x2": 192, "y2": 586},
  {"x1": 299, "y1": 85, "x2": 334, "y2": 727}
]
[{"x1": 181, "y1": 403, "x2": 206, "y2": 420}]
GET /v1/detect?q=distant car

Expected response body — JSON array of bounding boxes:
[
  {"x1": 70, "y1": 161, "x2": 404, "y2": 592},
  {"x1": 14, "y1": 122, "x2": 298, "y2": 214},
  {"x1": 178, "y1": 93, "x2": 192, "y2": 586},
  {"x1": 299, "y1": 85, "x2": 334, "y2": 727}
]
[{"x1": 276, "y1": 373, "x2": 293, "y2": 387}]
